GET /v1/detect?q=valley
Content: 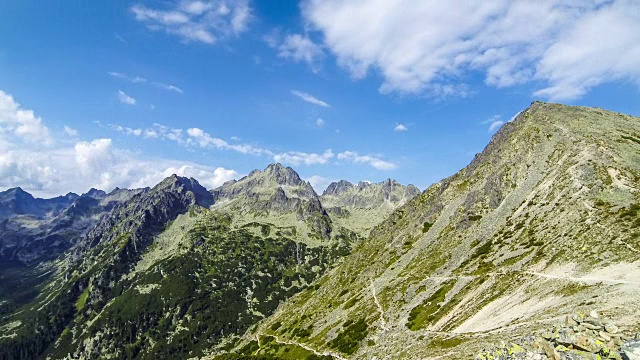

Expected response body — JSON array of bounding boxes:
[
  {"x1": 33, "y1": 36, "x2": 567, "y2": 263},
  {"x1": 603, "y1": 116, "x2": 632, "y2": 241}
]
[{"x1": 0, "y1": 102, "x2": 639, "y2": 359}]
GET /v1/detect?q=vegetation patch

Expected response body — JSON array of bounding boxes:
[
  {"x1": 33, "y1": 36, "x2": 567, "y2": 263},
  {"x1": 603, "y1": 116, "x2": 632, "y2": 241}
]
[
  {"x1": 328, "y1": 318, "x2": 369, "y2": 355},
  {"x1": 406, "y1": 280, "x2": 456, "y2": 330}
]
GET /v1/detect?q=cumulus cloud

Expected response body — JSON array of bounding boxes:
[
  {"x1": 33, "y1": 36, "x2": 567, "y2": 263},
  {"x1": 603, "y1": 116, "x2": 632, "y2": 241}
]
[
  {"x1": 291, "y1": 90, "x2": 330, "y2": 107},
  {"x1": 0, "y1": 90, "x2": 51, "y2": 144},
  {"x1": 109, "y1": 72, "x2": 184, "y2": 93},
  {"x1": 301, "y1": 1, "x2": 640, "y2": 100},
  {"x1": 117, "y1": 90, "x2": 136, "y2": 105},
  {"x1": 131, "y1": 0, "x2": 251, "y2": 44},
  {"x1": 315, "y1": 118, "x2": 325, "y2": 127},
  {"x1": 337, "y1": 151, "x2": 397, "y2": 171},
  {"x1": 394, "y1": 123, "x2": 408, "y2": 132},
  {"x1": 0, "y1": 90, "x2": 237, "y2": 197}
]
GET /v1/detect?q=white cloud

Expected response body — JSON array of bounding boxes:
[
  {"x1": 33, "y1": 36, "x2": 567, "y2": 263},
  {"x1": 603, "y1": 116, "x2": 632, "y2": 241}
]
[
  {"x1": 306, "y1": 175, "x2": 332, "y2": 193},
  {"x1": 337, "y1": 151, "x2": 397, "y2": 170},
  {"x1": 394, "y1": 123, "x2": 408, "y2": 132},
  {"x1": 315, "y1": 118, "x2": 325, "y2": 127},
  {"x1": 276, "y1": 34, "x2": 324, "y2": 71},
  {"x1": 117, "y1": 90, "x2": 136, "y2": 105},
  {"x1": 109, "y1": 72, "x2": 184, "y2": 93},
  {"x1": 488, "y1": 120, "x2": 505, "y2": 132},
  {"x1": 0, "y1": 90, "x2": 51, "y2": 144},
  {"x1": 109, "y1": 122, "x2": 397, "y2": 170},
  {"x1": 131, "y1": 0, "x2": 252, "y2": 45},
  {"x1": 109, "y1": 72, "x2": 147, "y2": 83},
  {"x1": 274, "y1": 149, "x2": 334, "y2": 166},
  {"x1": 186, "y1": 127, "x2": 273, "y2": 155},
  {"x1": 0, "y1": 90, "x2": 238, "y2": 197},
  {"x1": 63, "y1": 125, "x2": 78, "y2": 137},
  {"x1": 158, "y1": 165, "x2": 237, "y2": 189},
  {"x1": 291, "y1": 90, "x2": 330, "y2": 107},
  {"x1": 302, "y1": 1, "x2": 640, "y2": 100}
]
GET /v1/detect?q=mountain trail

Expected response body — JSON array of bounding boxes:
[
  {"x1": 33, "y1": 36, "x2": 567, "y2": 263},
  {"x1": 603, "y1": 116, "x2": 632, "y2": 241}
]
[
  {"x1": 371, "y1": 281, "x2": 389, "y2": 331},
  {"x1": 258, "y1": 333, "x2": 347, "y2": 360}
]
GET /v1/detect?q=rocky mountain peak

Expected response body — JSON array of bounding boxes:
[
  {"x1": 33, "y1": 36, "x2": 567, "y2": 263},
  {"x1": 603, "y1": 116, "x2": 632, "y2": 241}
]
[
  {"x1": 323, "y1": 180, "x2": 355, "y2": 196},
  {"x1": 83, "y1": 188, "x2": 107, "y2": 199},
  {"x1": 264, "y1": 163, "x2": 304, "y2": 186},
  {"x1": 155, "y1": 174, "x2": 213, "y2": 207}
]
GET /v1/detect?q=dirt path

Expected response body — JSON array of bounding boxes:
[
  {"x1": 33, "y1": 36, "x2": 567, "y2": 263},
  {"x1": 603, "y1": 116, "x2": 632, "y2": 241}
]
[
  {"x1": 371, "y1": 282, "x2": 389, "y2": 331},
  {"x1": 256, "y1": 333, "x2": 347, "y2": 360}
]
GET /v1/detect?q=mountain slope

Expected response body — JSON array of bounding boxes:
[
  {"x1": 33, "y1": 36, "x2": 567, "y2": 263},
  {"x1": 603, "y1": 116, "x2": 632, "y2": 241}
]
[
  {"x1": 243, "y1": 102, "x2": 640, "y2": 359},
  {"x1": 321, "y1": 179, "x2": 420, "y2": 236},
  {"x1": 0, "y1": 174, "x2": 350, "y2": 359}
]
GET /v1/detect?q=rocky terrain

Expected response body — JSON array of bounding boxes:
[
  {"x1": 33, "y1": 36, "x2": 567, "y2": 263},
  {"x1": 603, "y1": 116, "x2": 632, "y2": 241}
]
[
  {"x1": 239, "y1": 102, "x2": 640, "y2": 359},
  {"x1": 0, "y1": 101, "x2": 638, "y2": 360}
]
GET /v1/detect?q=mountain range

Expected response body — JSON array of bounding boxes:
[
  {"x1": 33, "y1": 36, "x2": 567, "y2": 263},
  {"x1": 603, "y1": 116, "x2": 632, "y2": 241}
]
[{"x1": 0, "y1": 101, "x2": 639, "y2": 360}]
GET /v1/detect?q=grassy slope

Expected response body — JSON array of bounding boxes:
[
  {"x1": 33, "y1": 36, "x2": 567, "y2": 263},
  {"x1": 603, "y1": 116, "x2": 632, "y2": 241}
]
[{"x1": 247, "y1": 102, "x2": 640, "y2": 359}]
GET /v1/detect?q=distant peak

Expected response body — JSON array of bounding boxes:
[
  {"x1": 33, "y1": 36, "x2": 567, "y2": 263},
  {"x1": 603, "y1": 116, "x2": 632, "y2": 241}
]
[
  {"x1": 323, "y1": 180, "x2": 354, "y2": 196},
  {"x1": 262, "y1": 163, "x2": 303, "y2": 186},
  {"x1": 83, "y1": 188, "x2": 106, "y2": 199},
  {"x1": 6, "y1": 187, "x2": 27, "y2": 194}
]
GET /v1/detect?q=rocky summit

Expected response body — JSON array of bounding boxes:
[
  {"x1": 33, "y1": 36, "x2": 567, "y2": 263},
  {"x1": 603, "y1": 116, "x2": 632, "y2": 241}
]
[{"x1": 0, "y1": 102, "x2": 639, "y2": 360}]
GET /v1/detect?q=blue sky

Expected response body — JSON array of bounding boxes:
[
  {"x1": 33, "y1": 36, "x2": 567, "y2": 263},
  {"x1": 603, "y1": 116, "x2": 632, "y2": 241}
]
[{"x1": 1, "y1": 1, "x2": 639, "y2": 197}]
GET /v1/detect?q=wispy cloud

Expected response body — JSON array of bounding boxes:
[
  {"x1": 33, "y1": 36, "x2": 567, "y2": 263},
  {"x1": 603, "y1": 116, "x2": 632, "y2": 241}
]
[
  {"x1": 302, "y1": 1, "x2": 640, "y2": 100},
  {"x1": 131, "y1": 0, "x2": 251, "y2": 45},
  {"x1": 315, "y1": 118, "x2": 325, "y2": 127},
  {"x1": 488, "y1": 120, "x2": 505, "y2": 132},
  {"x1": 109, "y1": 72, "x2": 183, "y2": 93},
  {"x1": 337, "y1": 151, "x2": 397, "y2": 170},
  {"x1": 63, "y1": 126, "x2": 79, "y2": 137},
  {"x1": 274, "y1": 149, "x2": 334, "y2": 165},
  {"x1": 186, "y1": 127, "x2": 273, "y2": 156},
  {"x1": 291, "y1": 90, "x2": 330, "y2": 107},
  {"x1": 108, "y1": 122, "x2": 398, "y2": 171},
  {"x1": 394, "y1": 123, "x2": 408, "y2": 132},
  {"x1": 117, "y1": 90, "x2": 136, "y2": 105},
  {"x1": 266, "y1": 32, "x2": 325, "y2": 72}
]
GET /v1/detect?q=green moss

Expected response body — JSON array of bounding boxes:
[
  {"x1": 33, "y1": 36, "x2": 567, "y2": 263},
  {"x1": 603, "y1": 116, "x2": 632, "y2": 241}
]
[{"x1": 422, "y1": 221, "x2": 433, "y2": 233}]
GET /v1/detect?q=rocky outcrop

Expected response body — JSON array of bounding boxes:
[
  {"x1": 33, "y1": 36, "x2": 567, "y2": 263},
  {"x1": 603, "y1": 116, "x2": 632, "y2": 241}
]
[{"x1": 477, "y1": 311, "x2": 640, "y2": 360}]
